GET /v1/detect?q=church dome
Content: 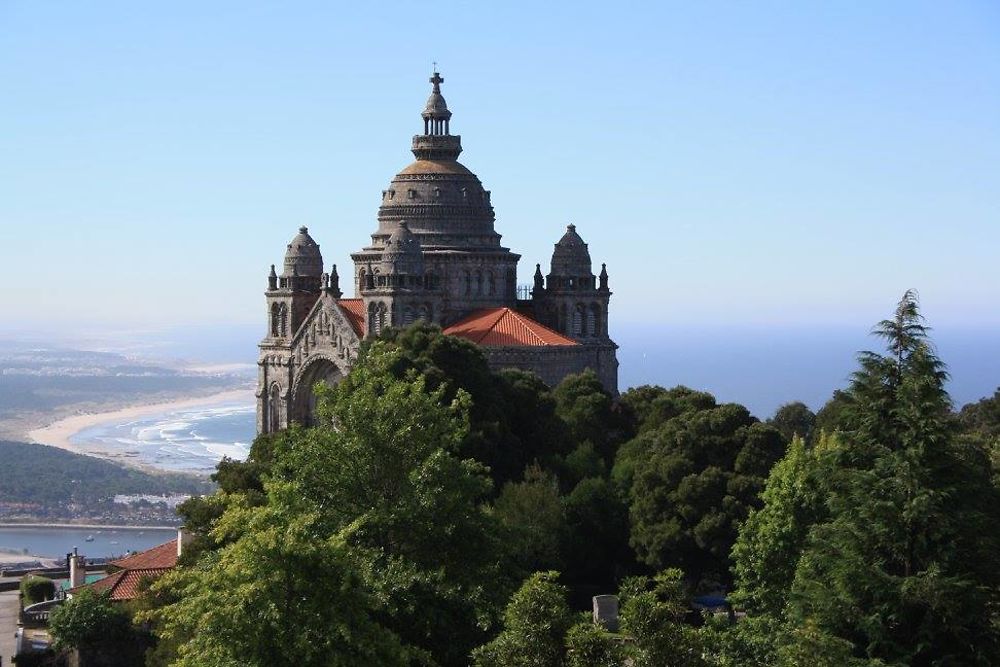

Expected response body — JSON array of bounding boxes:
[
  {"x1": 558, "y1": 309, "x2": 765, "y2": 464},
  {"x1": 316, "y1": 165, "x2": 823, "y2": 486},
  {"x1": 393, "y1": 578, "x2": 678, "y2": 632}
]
[
  {"x1": 550, "y1": 224, "x2": 593, "y2": 277},
  {"x1": 373, "y1": 71, "x2": 502, "y2": 251},
  {"x1": 380, "y1": 220, "x2": 424, "y2": 275},
  {"x1": 283, "y1": 226, "x2": 323, "y2": 277}
]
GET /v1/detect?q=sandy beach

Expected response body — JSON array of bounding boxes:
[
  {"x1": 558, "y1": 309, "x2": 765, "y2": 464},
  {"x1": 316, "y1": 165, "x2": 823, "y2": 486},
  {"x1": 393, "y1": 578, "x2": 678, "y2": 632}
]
[
  {"x1": 26, "y1": 388, "x2": 255, "y2": 459},
  {"x1": 0, "y1": 552, "x2": 60, "y2": 567}
]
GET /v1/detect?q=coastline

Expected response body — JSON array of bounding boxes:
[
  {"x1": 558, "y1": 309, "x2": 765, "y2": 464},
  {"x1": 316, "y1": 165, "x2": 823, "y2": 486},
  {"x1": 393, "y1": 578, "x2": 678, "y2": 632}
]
[{"x1": 26, "y1": 388, "x2": 255, "y2": 459}]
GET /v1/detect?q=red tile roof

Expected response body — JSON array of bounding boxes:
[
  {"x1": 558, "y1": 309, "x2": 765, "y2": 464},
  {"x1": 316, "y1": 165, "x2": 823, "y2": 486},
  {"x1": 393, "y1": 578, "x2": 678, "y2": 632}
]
[
  {"x1": 337, "y1": 299, "x2": 365, "y2": 336},
  {"x1": 71, "y1": 537, "x2": 179, "y2": 601},
  {"x1": 443, "y1": 308, "x2": 578, "y2": 347},
  {"x1": 87, "y1": 568, "x2": 169, "y2": 601},
  {"x1": 110, "y1": 539, "x2": 177, "y2": 570}
]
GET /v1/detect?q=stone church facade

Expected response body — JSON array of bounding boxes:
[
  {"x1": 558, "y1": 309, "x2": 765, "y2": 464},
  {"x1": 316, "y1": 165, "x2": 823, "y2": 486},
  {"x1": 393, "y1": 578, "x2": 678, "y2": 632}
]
[{"x1": 257, "y1": 72, "x2": 618, "y2": 434}]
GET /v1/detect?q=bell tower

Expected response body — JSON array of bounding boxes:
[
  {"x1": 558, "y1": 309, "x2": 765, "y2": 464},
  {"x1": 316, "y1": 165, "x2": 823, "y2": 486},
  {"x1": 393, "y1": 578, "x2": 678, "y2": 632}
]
[{"x1": 532, "y1": 224, "x2": 612, "y2": 342}]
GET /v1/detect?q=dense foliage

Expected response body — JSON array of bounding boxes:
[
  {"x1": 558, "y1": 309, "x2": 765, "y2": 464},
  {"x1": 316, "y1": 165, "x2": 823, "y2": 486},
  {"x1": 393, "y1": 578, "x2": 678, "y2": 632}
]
[
  {"x1": 72, "y1": 292, "x2": 1000, "y2": 667},
  {"x1": 614, "y1": 389, "x2": 785, "y2": 587},
  {"x1": 728, "y1": 291, "x2": 1000, "y2": 665},
  {"x1": 49, "y1": 588, "x2": 133, "y2": 651}
]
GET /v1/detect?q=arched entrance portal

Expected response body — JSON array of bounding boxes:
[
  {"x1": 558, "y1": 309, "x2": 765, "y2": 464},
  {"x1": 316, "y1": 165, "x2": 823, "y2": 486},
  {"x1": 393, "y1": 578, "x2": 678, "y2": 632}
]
[{"x1": 290, "y1": 357, "x2": 344, "y2": 427}]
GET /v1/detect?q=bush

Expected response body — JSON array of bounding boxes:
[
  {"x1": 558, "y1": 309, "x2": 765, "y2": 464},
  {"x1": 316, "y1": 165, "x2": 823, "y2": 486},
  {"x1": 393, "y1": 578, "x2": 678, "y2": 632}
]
[
  {"x1": 20, "y1": 574, "x2": 56, "y2": 605},
  {"x1": 49, "y1": 588, "x2": 131, "y2": 652}
]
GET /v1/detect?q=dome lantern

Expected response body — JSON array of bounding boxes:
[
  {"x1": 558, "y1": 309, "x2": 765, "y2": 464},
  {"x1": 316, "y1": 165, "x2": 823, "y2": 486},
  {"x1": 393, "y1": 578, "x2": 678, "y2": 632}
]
[{"x1": 412, "y1": 70, "x2": 462, "y2": 161}]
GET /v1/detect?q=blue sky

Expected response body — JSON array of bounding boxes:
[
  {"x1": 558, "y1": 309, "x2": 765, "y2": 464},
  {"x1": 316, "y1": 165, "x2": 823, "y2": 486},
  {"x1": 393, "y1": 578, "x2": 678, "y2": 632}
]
[{"x1": 2, "y1": 1, "x2": 998, "y2": 336}]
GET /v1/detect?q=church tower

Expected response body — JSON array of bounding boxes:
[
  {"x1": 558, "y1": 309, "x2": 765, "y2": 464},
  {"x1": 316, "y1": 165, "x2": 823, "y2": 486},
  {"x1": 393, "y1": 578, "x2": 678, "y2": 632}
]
[
  {"x1": 264, "y1": 226, "x2": 325, "y2": 343},
  {"x1": 533, "y1": 224, "x2": 612, "y2": 342},
  {"x1": 359, "y1": 220, "x2": 433, "y2": 333}
]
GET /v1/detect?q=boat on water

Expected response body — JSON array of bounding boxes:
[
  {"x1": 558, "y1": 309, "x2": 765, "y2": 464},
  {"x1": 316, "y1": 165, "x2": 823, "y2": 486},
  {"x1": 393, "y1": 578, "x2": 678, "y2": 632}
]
[{"x1": 85, "y1": 535, "x2": 94, "y2": 542}]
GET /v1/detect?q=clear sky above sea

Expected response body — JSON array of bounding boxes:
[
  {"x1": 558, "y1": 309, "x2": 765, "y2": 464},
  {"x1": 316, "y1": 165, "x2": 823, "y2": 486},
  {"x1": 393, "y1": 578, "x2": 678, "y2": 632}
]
[{"x1": 1, "y1": 2, "x2": 998, "y2": 337}]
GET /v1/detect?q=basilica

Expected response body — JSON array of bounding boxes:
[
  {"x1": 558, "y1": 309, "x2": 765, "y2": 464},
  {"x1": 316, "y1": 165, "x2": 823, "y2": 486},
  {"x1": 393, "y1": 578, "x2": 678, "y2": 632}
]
[{"x1": 256, "y1": 72, "x2": 619, "y2": 433}]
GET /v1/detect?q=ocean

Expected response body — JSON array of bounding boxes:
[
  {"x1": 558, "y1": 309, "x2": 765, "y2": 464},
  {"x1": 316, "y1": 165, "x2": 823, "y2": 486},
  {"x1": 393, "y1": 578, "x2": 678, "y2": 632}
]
[
  {"x1": 70, "y1": 401, "x2": 255, "y2": 475},
  {"x1": 0, "y1": 525, "x2": 178, "y2": 560}
]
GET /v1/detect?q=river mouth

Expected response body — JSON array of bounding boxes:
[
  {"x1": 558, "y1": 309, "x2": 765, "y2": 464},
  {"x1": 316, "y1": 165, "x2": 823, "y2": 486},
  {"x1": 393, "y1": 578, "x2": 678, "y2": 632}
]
[{"x1": 0, "y1": 525, "x2": 179, "y2": 560}]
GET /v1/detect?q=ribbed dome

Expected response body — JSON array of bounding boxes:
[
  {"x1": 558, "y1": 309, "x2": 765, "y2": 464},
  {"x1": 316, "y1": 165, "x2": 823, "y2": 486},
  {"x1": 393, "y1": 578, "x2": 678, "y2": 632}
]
[
  {"x1": 369, "y1": 70, "x2": 505, "y2": 252},
  {"x1": 283, "y1": 226, "x2": 323, "y2": 277},
  {"x1": 423, "y1": 91, "x2": 451, "y2": 118},
  {"x1": 550, "y1": 224, "x2": 592, "y2": 276},
  {"x1": 380, "y1": 221, "x2": 424, "y2": 275}
]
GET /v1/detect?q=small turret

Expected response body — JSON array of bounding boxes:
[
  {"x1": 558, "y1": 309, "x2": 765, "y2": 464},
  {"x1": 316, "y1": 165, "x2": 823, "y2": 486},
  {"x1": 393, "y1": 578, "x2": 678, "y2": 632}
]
[
  {"x1": 380, "y1": 221, "x2": 424, "y2": 286},
  {"x1": 599, "y1": 263, "x2": 609, "y2": 291},
  {"x1": 283, "y1": 226, "x2": 323, "y2": 281},
  {"x1": 533, "y1": 263, "x2": 544, "y2": 292},
  {"x1": 268, "y1": 264, "x2": 278, "y2": 291},
  {"x1": 329, "y1": 264, "x2": 342, "y2": 298}
]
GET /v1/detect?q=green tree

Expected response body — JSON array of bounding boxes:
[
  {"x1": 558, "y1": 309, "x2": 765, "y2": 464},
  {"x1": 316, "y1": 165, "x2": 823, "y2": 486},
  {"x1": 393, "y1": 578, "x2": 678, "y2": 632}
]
[
  {"x1": 146, "y1": 481, "x2": 412, "y2": 667},
  {"x1": 370, "y1": 323, "x2": 570, "y2": 488},
  {"x1": 554, "y1": 370, "x2": 627, "y2": 467},
  {"x1": 288, "y1": 342, "x2": 508, "y2": 666},
  {"x1": 768, "y1": 401, "x2": 816, "y2": 442},
  {"x1": 783, "y1": 290, "x2": 1000, "y2": 664},
  {"x1": 494, "y1": 466, "x2": 566, "y2": 573},
  {"x1": 619, "y1": 569, "x2": 706, "y2": 667},
  {"x1": 471, "y1": 571, "x2": 574, "y2": 667},
  {"x1": 147, "y1": 341, "x2": 510, "y2": 667},
  {"x1": 559, "y1": 476, "x2": 631, "y2": 590},
  {"x1": 620, "y1": 385, "x2": 717, "y2": 436},
  {"x1": 726, "y1": 434, "x2": 837, "y2": 665},
  {"x1": 813, "y1": 389, "x2": 853, "y2": 437},
  {"x1": 49, "y1": 588, "x2": 131, "y2": 653},
  {"x1": 20, "y1": 574, "x2": 56, "y2": 605},
  {"x1": 565, "y1": 622, "x2": 625, "y2": 667},
  {"x1": 617, "y1": 400, "x2": 785, "y2": 585},
  {"x1": 730, "y1": 434, "x2": 836, "y2": 618},
  {"x1": 957, "y1": 388, "x2": 1000, "y2": 439}
]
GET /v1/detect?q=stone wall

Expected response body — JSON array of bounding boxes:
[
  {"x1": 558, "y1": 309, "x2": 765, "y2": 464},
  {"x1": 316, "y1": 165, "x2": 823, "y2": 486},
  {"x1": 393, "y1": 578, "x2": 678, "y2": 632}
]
[{"x1": 483, "y1": 343, "x2": 619, "y2": 395}]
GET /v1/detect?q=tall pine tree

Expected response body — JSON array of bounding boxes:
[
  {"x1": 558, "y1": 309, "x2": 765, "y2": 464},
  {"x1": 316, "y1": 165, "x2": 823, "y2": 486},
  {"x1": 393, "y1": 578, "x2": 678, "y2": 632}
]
[{"x1": 782, "y1": 290, "x2": 1000, "y2": 665}]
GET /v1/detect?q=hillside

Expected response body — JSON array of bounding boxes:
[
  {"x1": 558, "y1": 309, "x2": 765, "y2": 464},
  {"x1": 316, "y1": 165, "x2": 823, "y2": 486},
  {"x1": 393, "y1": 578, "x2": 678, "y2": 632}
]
[{"x1": 0, "y1": 441, "x2": 214, "y2": 524}]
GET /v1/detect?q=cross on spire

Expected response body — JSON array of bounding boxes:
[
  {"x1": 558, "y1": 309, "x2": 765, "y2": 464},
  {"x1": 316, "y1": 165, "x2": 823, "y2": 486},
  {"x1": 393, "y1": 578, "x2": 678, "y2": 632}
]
[{"x1": 430, "y1": 70, "x2": 444, "y2": 93}]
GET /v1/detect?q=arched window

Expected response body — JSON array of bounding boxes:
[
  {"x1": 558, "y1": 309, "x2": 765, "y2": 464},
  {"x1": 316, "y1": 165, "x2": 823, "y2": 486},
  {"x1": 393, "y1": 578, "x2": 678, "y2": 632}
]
[
  {"x1": 587, "y1": 304, "x2": 599, "y2": 337},
  {"x1": 488, "y1": 271, "x2": 496, "y2": 295},
  {"x1": 268, "y1": 384, "x2": 281, "y2": 433},
  {"x1": 270, "y1": 303, "x2": 280, "y2": 337},
  {"x1": 465, "y1": 271, "x2": 472, "y2": 295},
  {"x1": 368, "y1": 301, "x2": 378, "y2": 335},
  {"x1": 403, "y1": 306, "x2": 415, "y2": 327},
  {"x1": 418, "y1": 304, "x2": 430, "y2": 322},
  {"x1": 376, "y1": 302, "x2": 388, "y2": 333},
  {"x1": 572, "y1": 304, "x2": 585, "y2": 336},
  {"x1": 278, "y1": 304, "x2": 289, "y2": 337},
  {"x1": 475, "y1": 271, "x2": 483, "y2": 295}
]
